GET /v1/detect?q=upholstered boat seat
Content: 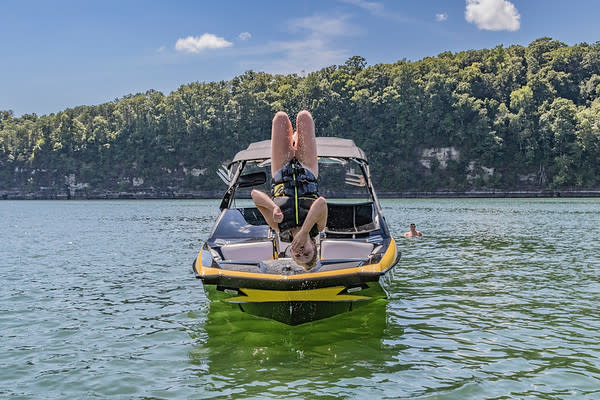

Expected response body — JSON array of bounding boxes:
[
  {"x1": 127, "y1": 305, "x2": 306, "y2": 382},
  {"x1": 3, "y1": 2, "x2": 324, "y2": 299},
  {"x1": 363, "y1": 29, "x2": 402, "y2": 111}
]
[
  {"x1": 320, "y1": 240, "x2": 373, "y2": 260},
  {"x1": 220, "y1": 241, "x2": 274, "y2": 261}
]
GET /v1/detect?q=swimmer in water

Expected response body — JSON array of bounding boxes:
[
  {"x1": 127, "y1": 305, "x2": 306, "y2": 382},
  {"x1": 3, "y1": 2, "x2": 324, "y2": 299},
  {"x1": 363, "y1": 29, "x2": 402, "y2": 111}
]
[{"x1": 403, "y1": 223, "x2": 422, "y2": 238}]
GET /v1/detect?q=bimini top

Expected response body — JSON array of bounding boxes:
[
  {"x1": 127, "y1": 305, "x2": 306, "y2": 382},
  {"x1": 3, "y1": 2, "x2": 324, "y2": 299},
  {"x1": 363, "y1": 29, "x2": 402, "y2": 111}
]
[{"x1": 230, "y1": 137, "x2": 367, "y2": 166}]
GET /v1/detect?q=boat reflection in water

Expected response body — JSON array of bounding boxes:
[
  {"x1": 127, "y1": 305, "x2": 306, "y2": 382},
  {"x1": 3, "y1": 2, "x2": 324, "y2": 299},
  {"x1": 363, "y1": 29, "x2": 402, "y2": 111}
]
[
  {"x1": 192, "y1": 138, "x2": 400, "y2": 325},
  {"x1": 187, "y1": 296, "x2": 401, "y2": 397}
]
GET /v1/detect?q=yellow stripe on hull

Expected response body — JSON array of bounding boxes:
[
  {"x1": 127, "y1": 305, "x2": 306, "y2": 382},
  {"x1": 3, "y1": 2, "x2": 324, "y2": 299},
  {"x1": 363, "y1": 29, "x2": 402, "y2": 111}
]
[{"x1": 225, "y1": 286, "x2": 370, "y2": 303}]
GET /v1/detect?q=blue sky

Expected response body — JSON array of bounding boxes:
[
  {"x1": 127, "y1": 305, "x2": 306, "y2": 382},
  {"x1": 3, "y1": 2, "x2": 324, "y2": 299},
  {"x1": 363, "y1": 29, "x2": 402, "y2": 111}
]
[{"x1": 2, "y1": 0, "x2": 599, "y2": 116}]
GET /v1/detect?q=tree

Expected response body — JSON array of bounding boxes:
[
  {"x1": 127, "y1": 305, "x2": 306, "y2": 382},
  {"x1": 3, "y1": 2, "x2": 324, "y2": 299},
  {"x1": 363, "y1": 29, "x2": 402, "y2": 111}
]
[
  {"x1": 538, "y1": 98, "x2": 579, "y2": 186},
  {"x1": 2, "y1": 37, "x2": 600, "y2": 196}
]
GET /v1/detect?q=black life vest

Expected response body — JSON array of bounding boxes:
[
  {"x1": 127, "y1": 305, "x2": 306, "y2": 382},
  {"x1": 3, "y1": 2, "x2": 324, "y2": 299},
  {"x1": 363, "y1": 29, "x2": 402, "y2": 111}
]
[
  {"x1": 271, "y1": 159, "x2": 319, "y2": 240},
  {"x1": 271, "y1": 159, "x2": 318, "y2": 198}
]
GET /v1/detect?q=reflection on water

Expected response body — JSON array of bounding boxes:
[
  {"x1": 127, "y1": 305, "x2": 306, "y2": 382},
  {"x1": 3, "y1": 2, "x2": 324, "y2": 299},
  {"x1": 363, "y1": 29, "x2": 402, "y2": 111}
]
[
  {"x1": 2, "y1": 199, "x2": 600, "y2": 399},
  {"x1": 187, "y1": 298, "x2": 401, "y2": 399},
  {"x1": 385, "y1": 199, "x2": 600, "y2": 399}
]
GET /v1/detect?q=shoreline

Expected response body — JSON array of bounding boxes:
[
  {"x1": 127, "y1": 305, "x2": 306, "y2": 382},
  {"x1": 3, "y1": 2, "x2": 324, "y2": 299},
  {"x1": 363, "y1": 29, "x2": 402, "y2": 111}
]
[
  {"x1": 2, "y1": 189, "x2": 600, "y2": 200},
  {"x1": 377, "y1": 189, "x2": 600, "y2": 198}
]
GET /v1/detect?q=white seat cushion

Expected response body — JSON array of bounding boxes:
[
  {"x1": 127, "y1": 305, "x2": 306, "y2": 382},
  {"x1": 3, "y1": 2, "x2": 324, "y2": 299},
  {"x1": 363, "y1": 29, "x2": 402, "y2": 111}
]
[
  {"x1": 320, "y1": 240, "x2": 373, "y2": 260},
  {"x1": 220, "y1": 241, "x2": 274, "y2": 261}
]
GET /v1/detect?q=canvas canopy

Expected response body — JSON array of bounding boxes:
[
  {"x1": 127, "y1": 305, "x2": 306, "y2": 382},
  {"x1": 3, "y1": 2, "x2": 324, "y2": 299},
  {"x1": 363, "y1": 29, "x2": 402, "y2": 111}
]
[{"x1": 230, "y1": 137, "x2": 367, "y2": 167}]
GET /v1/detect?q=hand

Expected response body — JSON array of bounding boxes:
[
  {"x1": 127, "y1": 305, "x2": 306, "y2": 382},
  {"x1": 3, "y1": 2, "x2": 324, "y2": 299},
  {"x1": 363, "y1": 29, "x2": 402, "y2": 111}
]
[
  {"x1": 291, "y1": 230, "x2": 309, "y2": 253},
  {"x1": 273, "y1": 206, "x2": 283, "y2": 223}
]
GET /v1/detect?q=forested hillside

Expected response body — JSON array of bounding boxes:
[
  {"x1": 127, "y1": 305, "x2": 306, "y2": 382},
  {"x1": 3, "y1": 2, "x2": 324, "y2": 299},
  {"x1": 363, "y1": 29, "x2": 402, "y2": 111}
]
[{"x1": 1, "y1": 37, "x2": 600, "y2": 198}]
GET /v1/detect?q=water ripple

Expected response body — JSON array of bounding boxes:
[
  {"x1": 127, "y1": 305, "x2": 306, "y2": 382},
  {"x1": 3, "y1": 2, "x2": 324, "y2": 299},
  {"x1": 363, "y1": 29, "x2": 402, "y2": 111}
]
[{"x1": 1, "y1": 199, "x2": 600, "y2": 398}]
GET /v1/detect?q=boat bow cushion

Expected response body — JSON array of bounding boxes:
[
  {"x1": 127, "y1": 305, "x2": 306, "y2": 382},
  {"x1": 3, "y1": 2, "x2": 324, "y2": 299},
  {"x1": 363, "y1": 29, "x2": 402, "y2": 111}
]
[
  {"x1": 320, "y1": 240, "x2": 373, "y2": 260},
  {"x1": 220, "y1": 241, "x2": 274, "y2": 261}
]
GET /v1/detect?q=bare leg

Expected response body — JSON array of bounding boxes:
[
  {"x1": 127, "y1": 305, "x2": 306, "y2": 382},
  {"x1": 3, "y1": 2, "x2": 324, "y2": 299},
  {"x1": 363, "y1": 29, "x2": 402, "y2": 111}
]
[
  {"x1": 294, "y1": 110, "x2": 318, "y2": 177},
  {"x1": 271, "y1": 111, "x2": 295, "y2": 176}
]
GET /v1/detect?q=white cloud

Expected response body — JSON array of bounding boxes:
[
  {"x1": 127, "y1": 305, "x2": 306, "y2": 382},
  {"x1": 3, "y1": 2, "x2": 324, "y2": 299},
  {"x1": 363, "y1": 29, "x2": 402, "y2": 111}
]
[
  {"x1": 238, "y1": 32, "x2": 251, "y2": 41},
  {"x1": 175, "y1": 33, "x2": 233, "y2": 53},
  {"x1": 266, "y1": 37, "x2": 348, "y2": 73},
  {"x1": 274, "y1": 14, "x2": 357, "y2": 71},
  {"x1": 340, "y1": 0, "x2": 411, "y2": 23},
  {"x1": 289, "y1": 14, "x2": 357, "y2": 37},
  {"x1": 236, "y1": 14, "x2": 355, "y2": 76},
  {"x1": 339, "y1": 0, "x2": 384, "y2": 15},
  {"x1": 465, "y1": 0, "x2": 520, "y2": 31},
  {"x1": 436, "y1": 13, "x2": 448, "y2": 22}
]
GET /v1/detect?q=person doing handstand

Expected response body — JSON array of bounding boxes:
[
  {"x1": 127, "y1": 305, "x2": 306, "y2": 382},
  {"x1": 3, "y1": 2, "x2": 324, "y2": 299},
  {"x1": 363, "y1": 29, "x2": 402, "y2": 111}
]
[{"x1": 251, "y1": 110, "x2": 327, "y2": 270}]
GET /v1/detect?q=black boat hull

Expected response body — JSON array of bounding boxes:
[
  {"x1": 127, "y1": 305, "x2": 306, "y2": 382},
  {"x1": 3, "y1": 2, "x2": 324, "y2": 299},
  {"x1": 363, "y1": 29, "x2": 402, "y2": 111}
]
[{"x1": 203, "y1": 280, "x2": 390, "y2": 325}]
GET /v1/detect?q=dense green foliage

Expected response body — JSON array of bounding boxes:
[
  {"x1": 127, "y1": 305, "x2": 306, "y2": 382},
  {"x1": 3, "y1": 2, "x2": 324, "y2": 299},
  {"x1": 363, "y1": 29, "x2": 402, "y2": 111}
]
[{"x1": 2, "y1": 38, "x2": 600, "y2": 196}]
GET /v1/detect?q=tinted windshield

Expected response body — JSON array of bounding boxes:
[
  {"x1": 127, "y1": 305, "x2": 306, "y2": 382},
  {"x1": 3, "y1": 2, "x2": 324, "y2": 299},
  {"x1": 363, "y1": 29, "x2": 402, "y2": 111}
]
[{"x1": 229, "y1": 157, "x2": 371, "y2": 205}]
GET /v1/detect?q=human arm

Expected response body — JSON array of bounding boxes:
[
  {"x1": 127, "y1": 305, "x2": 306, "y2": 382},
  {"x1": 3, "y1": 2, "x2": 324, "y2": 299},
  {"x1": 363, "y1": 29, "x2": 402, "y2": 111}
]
[
  {"x1": 251, "y1": 189, "x2": 283, "y2": 231},
  {"x1": 291, "y1": 196, "x2": 328, "y2": 252}
]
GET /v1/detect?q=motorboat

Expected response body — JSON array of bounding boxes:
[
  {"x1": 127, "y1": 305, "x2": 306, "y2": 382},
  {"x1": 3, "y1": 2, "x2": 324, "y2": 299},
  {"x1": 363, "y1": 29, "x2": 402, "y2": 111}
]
[{"x1": 192, "y1": 137, "x2": 400, "y2": 325}]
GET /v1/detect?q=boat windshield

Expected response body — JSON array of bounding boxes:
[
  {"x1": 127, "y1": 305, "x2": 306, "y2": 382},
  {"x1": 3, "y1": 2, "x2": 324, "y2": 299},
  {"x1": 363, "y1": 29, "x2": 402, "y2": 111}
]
[{"x1": 230, "y1": 157, "x2": 371, "y2": 207}]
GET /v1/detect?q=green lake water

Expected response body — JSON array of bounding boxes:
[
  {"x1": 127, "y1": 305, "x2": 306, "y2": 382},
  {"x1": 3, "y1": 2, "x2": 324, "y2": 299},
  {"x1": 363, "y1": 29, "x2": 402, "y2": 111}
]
[{"x1": 1, "y1": 199, "x2": 599, "y2": 399}]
